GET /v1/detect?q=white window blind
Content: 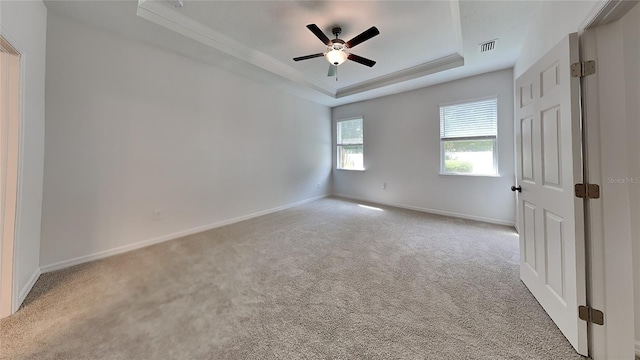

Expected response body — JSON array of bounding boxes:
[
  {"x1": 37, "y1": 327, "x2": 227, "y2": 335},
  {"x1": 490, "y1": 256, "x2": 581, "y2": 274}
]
[
  {"x1": 439, "y1": 98, "x2": 498, "y2": 175},
  {"x1": 440, "y1": 98, "x2": 497, "y2": 139}
]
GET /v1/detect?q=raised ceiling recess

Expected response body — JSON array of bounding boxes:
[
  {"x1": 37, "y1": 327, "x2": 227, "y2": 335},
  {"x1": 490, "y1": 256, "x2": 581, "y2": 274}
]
[
  {"x1": 136, "y1": 0, "x2": 465, "y2": 100},
  {"x1": 42, "y1": 0, "x2": 539, "y2": 106}
]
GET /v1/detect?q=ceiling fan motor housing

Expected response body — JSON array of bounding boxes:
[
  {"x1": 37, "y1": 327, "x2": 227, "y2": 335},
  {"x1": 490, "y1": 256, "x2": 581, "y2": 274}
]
[
  {"x1": 292, "y1": 24, "x2": 378, "y2": 70},
  {"x1": 329, "y1": 41, "x2": 346, "y2": 51}
]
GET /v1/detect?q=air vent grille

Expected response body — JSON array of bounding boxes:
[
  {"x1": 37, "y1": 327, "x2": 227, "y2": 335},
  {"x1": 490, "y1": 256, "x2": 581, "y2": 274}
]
[{"x1": 480, "y1": 39, "x2": 497, "y2": 53}]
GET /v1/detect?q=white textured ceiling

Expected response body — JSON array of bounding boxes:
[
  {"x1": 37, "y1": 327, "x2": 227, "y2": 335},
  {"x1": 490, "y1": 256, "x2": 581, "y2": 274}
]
[
  {"x1": 178, "y1": 1, "x2": 459, "y2": 89},
  {"x1": 43, "y1": 0, "x2": 540, "y2": 107}
]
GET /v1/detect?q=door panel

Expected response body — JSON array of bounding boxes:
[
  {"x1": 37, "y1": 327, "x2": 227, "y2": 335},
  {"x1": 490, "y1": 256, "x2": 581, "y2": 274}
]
[
  {"x1": 542, "y1": 107, "x2": 562, "y2": 187},
  {"x1": 541, "y1": 62, "x2": 560, "y2": 96},
  {"x1": 544, "y1": 210, "x2": 565, "y2": 301},
  {"x1": 523, "y1": 201, "x2": 537, "y2": 272},
  {"x1": 521, "y1": 117, "x2": 535, "y2": 182},
  {"x1": 515, "y1": 33, "x2": 587, "y2": 355}
]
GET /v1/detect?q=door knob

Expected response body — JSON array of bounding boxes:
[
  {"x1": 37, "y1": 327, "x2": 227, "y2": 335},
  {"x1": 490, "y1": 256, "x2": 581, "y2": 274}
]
[{"x1": 511, "y1": 185, "x2": 522, "y2": 192}]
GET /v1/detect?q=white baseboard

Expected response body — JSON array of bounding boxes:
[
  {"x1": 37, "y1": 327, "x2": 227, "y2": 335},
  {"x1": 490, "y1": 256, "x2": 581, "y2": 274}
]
[
  {"x1": 41, "y1": 194, "x2": 328, "y2": 274},
  {"x1": 15, "y1": 266, "x2": 41, "y2": 312},
  {"x1": 333, "y1": 194, "x2": 516, "y2": 227},
  {"x1": 635, "y1": 340, "x2": 640, "y2": 358}
]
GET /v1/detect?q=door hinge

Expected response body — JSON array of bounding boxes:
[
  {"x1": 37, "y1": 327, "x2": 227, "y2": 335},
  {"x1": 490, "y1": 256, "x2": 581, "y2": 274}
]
[
  {"x1": 571, "y1": 60, "x2": 596, "y2": 78},
  {"x1": 575, "y1": 183, "x2": 600, "y2": 199},
  {"x1": 578, "y1": 305, "x2": 604, "y2": 325}
]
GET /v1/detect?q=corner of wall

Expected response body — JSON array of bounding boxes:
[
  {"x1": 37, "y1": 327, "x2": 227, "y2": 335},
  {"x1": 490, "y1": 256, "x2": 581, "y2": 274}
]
[{"x1": 15, "y1": 267, "x2": 41, "y2": 312}]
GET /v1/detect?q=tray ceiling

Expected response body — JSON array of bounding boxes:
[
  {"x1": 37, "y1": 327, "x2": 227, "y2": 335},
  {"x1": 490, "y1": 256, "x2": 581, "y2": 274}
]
[{"x1": 43, "y1": 0, "x2": 540, "y2": 107}]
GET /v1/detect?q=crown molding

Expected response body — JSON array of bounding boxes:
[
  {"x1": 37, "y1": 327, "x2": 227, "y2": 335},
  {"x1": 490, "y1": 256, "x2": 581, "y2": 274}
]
[
  {"x1": 137, "y1": 0, "x2": 465, "y2": 100},
  {"x1": 449, "y1": 0, "x2": 464, "y2": 56},
  {"x1": 336, "y1": 54, "x2": 464, "y2": 98},
  {"x1": 136, "y1": 0, "x2": 336, "y2": 97}
]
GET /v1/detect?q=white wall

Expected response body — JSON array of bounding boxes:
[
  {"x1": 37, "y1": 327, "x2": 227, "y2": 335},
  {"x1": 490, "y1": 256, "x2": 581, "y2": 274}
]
[
  {"x1": 514, "y1": 0, "x2": 602, "y2": 78},
  {"x1": 40, "y1": 13, "x2": 331, "y2": 269},
  {"x1": 0, "y1": 1, "x2": 47, "y2": 310},
  {"x1": 332, "y1": 69, "x2": 515, "y2": 225}
]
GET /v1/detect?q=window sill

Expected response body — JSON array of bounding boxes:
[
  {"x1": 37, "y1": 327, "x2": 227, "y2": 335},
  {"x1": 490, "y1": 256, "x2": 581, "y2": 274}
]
[
  {"x1": 336, "y1": 168, "x2": 365, "y2": 172},
  {"x1": 439, "y1": 172, "x2": 500, "y2": 178}
]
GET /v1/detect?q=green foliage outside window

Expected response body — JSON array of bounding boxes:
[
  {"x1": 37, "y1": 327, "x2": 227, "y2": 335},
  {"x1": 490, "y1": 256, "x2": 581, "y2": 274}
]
[
  {"x1": 444, "y1": 140, "x2": 493, "y2": 152},
  {"x1": 443, "y1": 139, "x2": 493, "y2": 173},
  {"x1": 444, "y1": 159, "x2": 473, "y2": 172}
]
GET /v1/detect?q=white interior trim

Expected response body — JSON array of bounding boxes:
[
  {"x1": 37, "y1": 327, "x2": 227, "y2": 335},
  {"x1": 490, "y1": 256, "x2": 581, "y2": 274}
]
[
  {"x1": 13, "y1": 39, "x2": 29, "y2": 316},
  {"x1": 333, "y1": 194, "x2": 515, "y2": 227},
  {"x1": 41, "y1": 195, "x2": 328, "y2": 274},
  {"x1": 579, "y1": 1, "x2": 639, "y2": 358},
  {"x1": 579, "y1": 0, "x2": 636, "y2": 29},
  {"x1": 136, "y1": 0, "x2": 335, "y2": 97},
  {"x1": 336, "y1": 54, "x2": 464, "y2": 98},
  {"x1": 449, "y1": 0, "x2": 464, "y2": 56},
  {"x1": 136, "y1": 0, "x2": 465, "y2": 100},
  {"x1": 0, "y1": 26, "x2": 28, "y2": 318}
]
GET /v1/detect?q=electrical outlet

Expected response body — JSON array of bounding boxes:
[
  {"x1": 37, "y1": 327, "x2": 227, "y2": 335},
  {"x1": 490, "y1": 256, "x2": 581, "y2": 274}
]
[{"x1": 152, "y1": 209, "x2": 162, "y2": 221}]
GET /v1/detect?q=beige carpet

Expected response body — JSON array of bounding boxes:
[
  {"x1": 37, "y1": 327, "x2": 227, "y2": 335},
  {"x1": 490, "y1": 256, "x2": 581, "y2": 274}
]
[{"x1": 1, "y1": 197, "x2": 585, "y2": 360}]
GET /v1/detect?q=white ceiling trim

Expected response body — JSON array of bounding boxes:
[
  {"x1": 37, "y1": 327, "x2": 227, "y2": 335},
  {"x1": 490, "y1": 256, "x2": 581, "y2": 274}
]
[
  {"x1": 136, "y1": 0, "x2": 335, "y2": 97},
  {"x1": 136, "y1": 0, "x2": 467, "y2": 100},
  {"x1": 336, "y1": 53, "x2": 464, "y2": 98},
  {"x1": 449, "y1": 0, "x2": 464, "y2": 56}
]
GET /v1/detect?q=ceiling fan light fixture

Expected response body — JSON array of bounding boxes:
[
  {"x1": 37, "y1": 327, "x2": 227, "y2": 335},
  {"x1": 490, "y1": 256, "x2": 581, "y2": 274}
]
[
  {"x1": 325, "y1": 49, "x2": 348, "y2": 66},
  {"x1": 293, "y1": 24, "x2": 379, "y2": 73}
]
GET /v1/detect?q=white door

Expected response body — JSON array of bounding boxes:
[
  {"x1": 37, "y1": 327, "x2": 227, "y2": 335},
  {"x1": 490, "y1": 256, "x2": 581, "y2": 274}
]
[{"x1": 515, "y1": 33, "x2": 587, "y2": 355}]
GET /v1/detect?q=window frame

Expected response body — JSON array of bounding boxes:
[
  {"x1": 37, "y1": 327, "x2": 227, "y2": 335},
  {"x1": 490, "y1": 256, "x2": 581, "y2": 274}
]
[
  {"x1": 336, "y1": 116, "x2": 365, "y2": 171},
  {"x1": 439, "y1": 97, "x2": 499, "y2": 176}
]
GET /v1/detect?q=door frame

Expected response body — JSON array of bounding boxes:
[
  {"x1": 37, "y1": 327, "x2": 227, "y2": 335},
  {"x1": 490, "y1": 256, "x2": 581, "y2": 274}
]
[
  {"x1": 0, "y1": 30, "x2": 23, "y2": 319},
  {"x1": 577, "y1": 1, "x2": 638, "y2": 358}
]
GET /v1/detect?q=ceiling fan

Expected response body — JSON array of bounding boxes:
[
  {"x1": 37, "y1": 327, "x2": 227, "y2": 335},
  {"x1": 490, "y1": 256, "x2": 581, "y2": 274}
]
[{"x1": 293, "y1": 24, "x2": 380, "y2": 79}]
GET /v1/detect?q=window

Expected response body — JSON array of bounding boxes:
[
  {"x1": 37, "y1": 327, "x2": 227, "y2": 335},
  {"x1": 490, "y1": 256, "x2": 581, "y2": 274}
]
[
  {"x1": 336, "y1": 117, "x2": 364, "y2": 170},
  {"x1": 440, "y1": 98, "x2": 498, "y2": 175}
]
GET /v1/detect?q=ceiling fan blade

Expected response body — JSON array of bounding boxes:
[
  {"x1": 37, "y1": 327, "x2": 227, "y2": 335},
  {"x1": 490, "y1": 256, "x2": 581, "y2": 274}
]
[
  {"x1": 293, "y1": 53, "x2": 325, "y2": 61},
  {"x1": 327, "y1": 65, "x2": 336, "y2": 77},
  {"x1": 306, "y1": 24, "x2": 331, "y2": 46},
  {"x1": 347, "y1": 53, "x2": 376, "y2": 67},
  {"x1": 345, "y1": 26, "x2": 380, "y2": 49}
]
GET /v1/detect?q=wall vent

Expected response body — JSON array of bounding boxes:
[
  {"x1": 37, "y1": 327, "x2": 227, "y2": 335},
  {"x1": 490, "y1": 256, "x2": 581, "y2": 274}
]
[{"x1": 479, "y1": 39, "x2": 497, "y2": 53}]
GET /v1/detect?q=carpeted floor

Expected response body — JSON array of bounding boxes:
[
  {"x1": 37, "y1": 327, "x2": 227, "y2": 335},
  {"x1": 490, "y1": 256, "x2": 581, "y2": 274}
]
[{"x1": 1, "y1": 197, "x2": 585, "y2": 360}]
